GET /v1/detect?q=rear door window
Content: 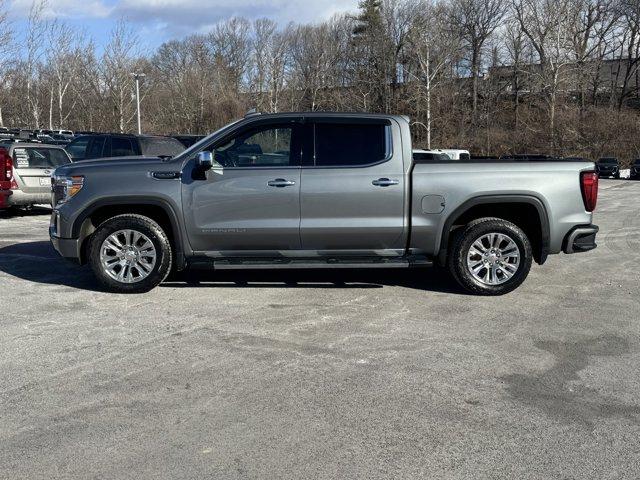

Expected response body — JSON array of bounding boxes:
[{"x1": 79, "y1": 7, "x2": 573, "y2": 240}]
[
  {"x1": 111, "y1": 137, "x2": 136, "y2": 157},
  {"x1": 87, "y1": 137, "x2": 106, "y2": 159},
  {"x1": 13, "y1": 147, "x2": 71, "y2": 169},
  {"x1": 66, "y1": 136, "x2": 91, "y2": 159},
  {"x1": 313, "y1": 122, "x2": 390, "y2": 167}
]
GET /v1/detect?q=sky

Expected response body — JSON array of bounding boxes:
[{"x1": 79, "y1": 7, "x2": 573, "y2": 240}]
[{"x1": 6, "y1": 0, "x2": 361, "y2": 52}]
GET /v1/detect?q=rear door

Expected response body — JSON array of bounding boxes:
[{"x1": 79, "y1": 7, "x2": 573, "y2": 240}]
[
  {"x1": 12, "y1": 146, "x2": 71, "y2": 193},
  {"x1": 300, "y1": 118, "x2": 406, "y2": 253}
]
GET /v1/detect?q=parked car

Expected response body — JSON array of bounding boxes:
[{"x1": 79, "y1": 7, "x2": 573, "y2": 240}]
[
  {"x1": 50, "y1": 112, "x2": 599, "y2": 295},
  {"x1": 38, "y1": 134, "x2": 71, "y2": 146},
  {"x1": 630, "y1": 159, "x2": 640, "y2": 180},
  {"x1": 435, "y1": 149, "x2": 471, "y2": 160},
  {"x1": 54, "y1": 129, "x2": 74, "y2": 136},
  {"x1": 596, "y1": 157, "x2": 620, "y2": 178},
  {"x1": 65, "y1": 134, "x2": 186, "y2": 161},
  {"x1": 413, "y1": 149, "x2": 452, "y2": 162},
  {"x1": 0, "y1": 143, "x2": 72, "y2": 208}
]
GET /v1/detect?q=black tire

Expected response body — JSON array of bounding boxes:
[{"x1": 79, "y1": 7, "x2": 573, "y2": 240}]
[
  {"x1": 447, "y1": 217, "x2": 533, "y2": 296},
  {"x1": 614, "y1": 173, "x2": 620, "y2": 179},
  {"x1": 88, "y1": 214, "x2": 172, "y2": 293}
]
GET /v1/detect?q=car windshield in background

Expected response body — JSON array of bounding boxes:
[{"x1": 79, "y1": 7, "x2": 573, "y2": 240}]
[
  {"x1": 598, "y1": 158, "x2": 618, "y2": 164},
  {"x1": 634, "y1": 159, "x2": 640, "y2": 166},
  {"x1": 140, "y1": 137, "x2": 185, "y2": 157},
  {"x1": 13, "y1": 147, "x2": 71, "y2": 168}
]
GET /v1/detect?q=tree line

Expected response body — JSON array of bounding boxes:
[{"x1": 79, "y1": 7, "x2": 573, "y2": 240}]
[{"x1": 1, "y1": 0, "x2": 639, "y2": 161}]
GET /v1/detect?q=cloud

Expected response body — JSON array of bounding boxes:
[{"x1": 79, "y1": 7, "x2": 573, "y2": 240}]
[
  {"x1": 112, "y1": 0, "x2": 359, "y2": 33},
  {"x1": 9, "y1": 0, "x2": 359, "y2": 28},
  {"x1": 9, "y1": 0, "x2": 112, "y2": 19},
  {"x1": 7, "y1": 0, "x2": 360, "y2": 48}
]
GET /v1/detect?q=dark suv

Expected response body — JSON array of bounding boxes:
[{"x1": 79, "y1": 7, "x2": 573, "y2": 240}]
[
  {"x1": 65, "y1": 134, "x2": 185, "y2": 161},
  {"x1": 630, "y1": 159, "x2": 640, "y2": 180},
  {"x1": 596, "y1": 157, "x2": 620, "y2": 179}
]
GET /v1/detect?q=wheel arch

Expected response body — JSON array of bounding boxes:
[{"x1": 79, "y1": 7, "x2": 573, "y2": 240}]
[
  {"x1": 72, "y1": 197, "x2": 186, "y2": 270},
  {"x1": 437, "y1": 195, "x2": 550, "y2": 266}
]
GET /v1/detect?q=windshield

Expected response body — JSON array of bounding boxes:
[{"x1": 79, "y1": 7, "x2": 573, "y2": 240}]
[
  {"x1": 13, "y1": 147, "x2": 71, "y2": 168},
  {"x1": 174, "y1": 118, "x2": 245, "y2": 161},
  {"x1": 598, "y1": 158, "x2": 617, "y2": 164}
]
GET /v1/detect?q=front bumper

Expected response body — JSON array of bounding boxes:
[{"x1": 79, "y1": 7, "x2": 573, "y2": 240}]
[
  {"x1": 563, "y1": 225, "x2": 599, "y2": 254},
  {"x1": 50, "y1": 226, "x2": 82, "y2": 263}
]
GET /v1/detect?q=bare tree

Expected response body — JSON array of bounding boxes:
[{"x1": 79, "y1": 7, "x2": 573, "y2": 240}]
[
  {"x1": 101, "y1": 20, "x2": 141, "y2": 132},
  {"x1": 25, "y1": 0, "x2": 49, "y2": 128},
  {"x1": 615, "y1": 0, "x2": 640, "y2": 109},
  {"x1": 44, "y1": 21, "x2": 89, "y2": 129},
  {"x1": 0, "y1": 0, "x2": 14, "y2": 127},
  {"x1": 250, "y1": 19, "x2": 291, "y2": 113},
  {"x1": 513, "y1": 0, "x2": 574, "y2": 148},
  {"x1": 566, "y1": 0, "x2": 619, "y2": 113},
  {"x1": 450, "y1": 0, "x2": 507, "y2": 118},
  {"x1": 409, "y1": 0, "x2": 461, "y2": 148}
]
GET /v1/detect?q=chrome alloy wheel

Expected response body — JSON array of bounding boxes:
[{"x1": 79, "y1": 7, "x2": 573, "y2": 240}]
[
  {"x1": 99, "y1": 229, "x2": 157, "y2": 284},
  {"x1": 466, "y1": 233, "x2": 521, "y2": 286}
]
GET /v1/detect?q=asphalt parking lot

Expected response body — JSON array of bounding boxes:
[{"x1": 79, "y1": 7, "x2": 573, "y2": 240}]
[{"x1": 1, "y1": 179, "x2": 639, "y2": 479}]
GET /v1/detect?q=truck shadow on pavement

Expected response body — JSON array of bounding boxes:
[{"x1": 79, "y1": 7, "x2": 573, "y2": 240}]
[{"x1": 0, "y1": 241, "x2": 464, "y2": 294}]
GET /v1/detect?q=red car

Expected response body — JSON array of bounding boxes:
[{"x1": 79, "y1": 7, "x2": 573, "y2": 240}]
[
  {"x1": 1, "y1": 149, "x2": 11, "y2": 209},
  {"x1": 0, "y1": 189, "x2": 10, "y2": 209}
]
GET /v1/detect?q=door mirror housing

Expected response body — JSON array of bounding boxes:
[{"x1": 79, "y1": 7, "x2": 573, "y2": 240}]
[{"x1": 196, "y1": 151, "x2": 214, "y2": 170}]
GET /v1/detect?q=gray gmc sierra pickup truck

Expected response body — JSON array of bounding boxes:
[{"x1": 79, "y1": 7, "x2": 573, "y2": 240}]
[{"x1": 50, "y1": 112, "x2": 599, "y2": 295}]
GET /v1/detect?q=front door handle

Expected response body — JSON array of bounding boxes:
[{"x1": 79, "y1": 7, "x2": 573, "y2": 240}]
[
  {"x1": 268, "y1": 178, "x2": 296, "y2": 188},
  {"x1": 372, "y1": 178, "x2": 400, "y2": 187}
]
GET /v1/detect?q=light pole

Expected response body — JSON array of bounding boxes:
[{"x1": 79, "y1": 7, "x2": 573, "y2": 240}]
[{"x1": 131, "y1": 73, "x2": 146, "y2": 134}]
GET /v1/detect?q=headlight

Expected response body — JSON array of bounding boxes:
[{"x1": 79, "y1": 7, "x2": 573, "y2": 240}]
[{"x1": 52, "y1": 175, "x2": 84, "y2": 205}]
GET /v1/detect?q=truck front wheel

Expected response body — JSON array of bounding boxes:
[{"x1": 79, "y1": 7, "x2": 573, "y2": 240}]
[
  {"x1": 448, "y1": 218, "x2": 533, "y2": 296},
  {"x1": 88, "y1": 214, "x2": 173, "y2": 293}
]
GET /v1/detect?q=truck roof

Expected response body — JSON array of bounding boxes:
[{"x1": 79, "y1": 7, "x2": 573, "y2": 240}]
[{"x1": 243, "y1": 111, "x2": 410, "y2": 123}]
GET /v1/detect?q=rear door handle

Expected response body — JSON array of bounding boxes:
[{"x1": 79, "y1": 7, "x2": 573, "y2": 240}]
[
  {"x1": 372, "y1": 178, "x2": 400, "y2": 187},
  {"x1": 268, "y1": 178, "x2": 296, "y2": 188}
]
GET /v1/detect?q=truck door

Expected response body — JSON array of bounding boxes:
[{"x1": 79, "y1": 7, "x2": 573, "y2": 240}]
[
  {"x1": 181, "y1": 120, "x2": 303, "y2": 253},
  {"x1": 300, "y1": 119, "x2": 406, "y2": 253}
]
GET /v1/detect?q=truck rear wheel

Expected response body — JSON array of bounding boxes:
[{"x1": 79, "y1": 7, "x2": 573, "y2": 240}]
[
  {"x1": 88, "y1": 214, "x2": 172, "y2": 293},
  {"x1": 448, "y1": 217, "x2": 532, "y2": 296}
]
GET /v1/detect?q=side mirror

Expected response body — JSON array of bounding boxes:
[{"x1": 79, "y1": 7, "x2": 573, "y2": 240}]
[{"x1": 196, "y1": 151, "x2": 214, "y2": 170}]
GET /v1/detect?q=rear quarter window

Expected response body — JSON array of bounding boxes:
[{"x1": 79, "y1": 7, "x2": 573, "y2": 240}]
[{"x1": 140, "y1": 137, "x2": 185, "y2": 157}]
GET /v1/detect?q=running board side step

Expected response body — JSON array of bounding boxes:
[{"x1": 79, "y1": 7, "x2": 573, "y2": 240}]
[{"x1": 189, "y1": 256, "x2": 433, "y2": 271}]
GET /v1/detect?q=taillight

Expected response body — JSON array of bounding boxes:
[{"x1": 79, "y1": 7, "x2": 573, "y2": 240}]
[
  {"x1": 581, "y1": 171, "x2": 598, "y2": 212},
  {"x1": 0, "y1": 147, "x2": 12, "y2": 190}
]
